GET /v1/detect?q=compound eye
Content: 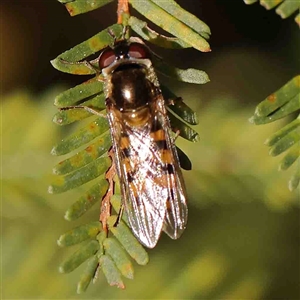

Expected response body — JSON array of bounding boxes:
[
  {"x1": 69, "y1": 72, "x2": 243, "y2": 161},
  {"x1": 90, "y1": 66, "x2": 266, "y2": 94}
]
[
  {"x1": 128, "y1": 43, "x2": 150, "y2": 59},
  {"x1": 99, "y1": 48, "x2": 116, "y2": 69}
]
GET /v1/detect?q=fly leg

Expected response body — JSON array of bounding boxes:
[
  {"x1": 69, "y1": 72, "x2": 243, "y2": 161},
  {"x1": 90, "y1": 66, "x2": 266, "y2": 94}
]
[
  {"x1": 166, "y1": 96, "x2": 183, "y2": 107},
  {"x1": 59, "y1": 106, "x2": 107, "y2": 118},
  {"x1": 58, "y1": 60, "x2": 106, "y2": 117},
  {"x1": 114, "y1": 203, "x2": 124, "y2": 227},
  {"x1": 173, "y1": 130, "x2": 180, "y2": 141}
]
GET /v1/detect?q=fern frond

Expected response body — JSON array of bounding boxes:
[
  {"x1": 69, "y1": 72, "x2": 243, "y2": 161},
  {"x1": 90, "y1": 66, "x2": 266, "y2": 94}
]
[
  {"x1": 243, "y1": 0, "x2": 300, "y2": 25},
  {"x1": 50, "y1": 0, "x2": 211, "y2": 291},
  {"x1": 250, "y1": 75, "x2": 300, "y2": 190}
]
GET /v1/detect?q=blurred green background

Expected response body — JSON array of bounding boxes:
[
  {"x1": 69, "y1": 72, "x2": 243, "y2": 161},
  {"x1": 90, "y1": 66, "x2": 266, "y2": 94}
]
[{"x1": 1, "y1": 0, "x2": 299, "y2": 299}]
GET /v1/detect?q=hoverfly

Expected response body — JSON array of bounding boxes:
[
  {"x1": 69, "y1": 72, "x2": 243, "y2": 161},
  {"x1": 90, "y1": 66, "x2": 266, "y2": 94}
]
[{"x1": 99, "y1": 37, "x2": 188, "y2": 248}]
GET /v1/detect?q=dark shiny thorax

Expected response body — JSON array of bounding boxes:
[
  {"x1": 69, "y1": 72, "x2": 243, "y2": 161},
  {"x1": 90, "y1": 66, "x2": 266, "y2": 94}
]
[{"x1": 110, "y1": 66, "x2": 153, "y2": 111}]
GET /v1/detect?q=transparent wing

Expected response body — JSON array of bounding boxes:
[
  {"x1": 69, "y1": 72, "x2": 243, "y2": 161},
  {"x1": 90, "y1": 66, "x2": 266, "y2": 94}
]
[{"x1": 107, "y1": 96, "x2": 187, "y2": 248}]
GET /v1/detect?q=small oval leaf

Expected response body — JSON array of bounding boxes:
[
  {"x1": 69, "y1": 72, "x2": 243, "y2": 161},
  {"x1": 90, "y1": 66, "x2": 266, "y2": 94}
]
[
  {"x1": 128, "y1": 0, "x2": 210, "y2": 52},
  {"x1": 254, "y1": 75, "x2": 300, "y2": 117},
  {"x1": 53, "y1": 134, "x2": 111, "y2": 175},
  {"x1": 108, "y1": 216, "x2": 149, "y2": 266},
  {"x1": 151, "y1": 0, "x2": 211, "y2": 39},
  {"x1": 260, "y1": 0, "x2": 282, "y2": 10},
  {"x1": 168, "y1": 112, "x2": 199, "y2": 142},
  {"x1": 65, "y1": 179, "x2": 109, "y2": 221},
  {"x1": 129, "y1": 16, "x2": 191, "y2": 49},
  {"x1": 279, "y1": 142, "x2": 300, "y2": 171},
  {"x1": 77, "y1": 255, "x2": 99, "y2": 294},
  {"x1": 53, "y1": 95, "x2": 106, "y2": 125},
  {"x1": 54, "y1": 77, "x2": 103, "y2": 108},
  {"x1": 265, "y1": 117, "x2": 300, "y2": 147},
  {"x1": 176, "y1": 146, "x2": 192, "y2": 171},
  {"x1": 276, "y1": 1, "x2": 300, "y2": 19},
  {"x1": 103, "y1": 238, "x2": 134, "y2": 279},
  {"x1": 268, "y1": 127, "x2": 300, "y2": 157},
  {"x1": 251, "y1": 94, "x2": 300, "y2": 125},
  {"x1": 51, "y1": 118, "x2": 109, "y2": 156},
  {"x1": 99, "y1": 255, "x2": 125, "y2": 289},
  {"x1": 59, "y1": 240, "x2": 99, "y2": 273},
  {"x1": 154, "y1": 56, "x2": 210, "y2": 84},
  {"x1": 49, "y1": 156, "x2": 111, "y2": 194},
  {"x1": 64, "y1": 0, "x2": 114, "y2": 16},
  {"x1": 289, "y1": 168, "x2": 300, "y2": 191},
  {"x1": 51, "y1": 24, "x2": 123, "y2": 74},
  {"x1": 58, "y1": 221, "x2": 100, "y2": 247}
]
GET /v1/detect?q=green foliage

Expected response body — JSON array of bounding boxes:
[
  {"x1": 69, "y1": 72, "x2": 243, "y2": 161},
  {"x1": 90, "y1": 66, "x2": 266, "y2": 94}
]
[
  {"x1": 250, "y1": 75, "x2": 300, "y2": 190},
  {"x1": 243, "y1": 0, "x2": 299, "y2": 191},
  {"x1": 59, "y1": 0, "x2": 114, "y2": 16},
  {"x1": 2, "y1": 90, "x2": 298, "y2": 299},
  {"x1": 50, "y1": 0, "x2": 211, "y2": 291},
  {"x1": 2, "y1": 0, "x2": 299, "y2": 298},
  {"x1": 243, "y1": 0, "x2": 300, "y2": 25}
]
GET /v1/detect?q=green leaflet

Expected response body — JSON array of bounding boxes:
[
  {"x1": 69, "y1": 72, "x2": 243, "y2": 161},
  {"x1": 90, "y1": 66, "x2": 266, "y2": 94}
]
[
  {"x1": 62, "y1": 0, "x2": 114, "y2": 16},
  {"x1": 51, "y1": 0, "x2": 212, "y2": 292},
  {"x1": 58, "y1": 0, "x2": 74, "y2": 3},
  {"x1": 59, "y1": 240, "x2": 99, "y2": 273},
  {"x1": 153, "y1": 56, "x2": 210, "y2": 84},
  {"x1": 53, "y1": 95, "x2": 106, "y2": 125},
  {"x1": 110, "y1": 195, "x2": 130, "y2": 225},
  {"x1": 265, "y1": 117, "x2": 300, "y2": 147},
  {"x1": 51, "y1": 117, "x2": 109, "y2": 155},
  {"x1": 250, "y1": 94, "x2": 300, "y2": 125},
  {"x1": 151, "y1": 0, "x2": 211, "y2": 39},
  {"x1": 99, "y1": 255, "x2": 125, "y2": 289},
  {"x1": 296, "y1": 13, "x2": 300, "y2": 26},
  {"x1": 254, "y1": 76, "x2": 299, "y2": 117},
  {"x1": 260, "y1": 0, "x2": 283, "y2": 10},
  {"x1": 129, "y1": 0, "x2": 210, "y2": 52},
  {"x1": 276, "y1": 0, "x2": 300, "y2": 19},
  {"x1": 108, "y1": 216, "x2": 149, "y2": 266},
  {"x1": 54, "y1": 77, "x2": 104, "y2": 108},
  {"x1": 77, "y1": 255, "x2": 99, "y2": 294},
  {"x1": 129, "y1": 16, "x2": 191, "y2": 49},
  {"x1": 251, "y1": 76, "x2": 300, "y2": 190},
  {"x1": 268, "y1": 126, "x2": 300, "y2": 156},
  {"x1": 54, "y1": 108, "x2": 93, "y2": 125},
  {"x1": 250, "y1": 75, "x2": 300, "y2": 125},
  {"x1": 65, "y1": 179, "x2": 108, "y2": 221},
  {"x1": 49, "y1": 156, "x2": 111, "y2": 194},
  {"x1": 176, "y1": 146, "x2": 192, "y2": 171},
  {"x1": 162, "y1": 85, "x2": 199, "y2": 125},
  {"x1": 53, "y1": 134, "x2": 111, "y2": 175},
  {"x1": 244, "y1": 0, "x2": 258, "y2": 4},
  {"x1": 103, "y1": 238, "x2": 134, "y2": 279},
  {"x1": 168, "y1": 111, "x2": 199, "y2": 142},
  {"x1": 289, "y1": 167, "x2": 300, "y2": 191},
  {"x1": 167, "y1": 100, "x2": 199, "y2": 126},
  {"x1": 51, "y1": 24, "x2": 123, "y2": 74},
  {"x1": 246, "y1": 0, "x2": 300, "y2": 24},
  {"x1": 57, "y1": 221, "x2": 100, "y2": 247},
  {"x1": 96, "y1": 231, "x2": 107, "y2": 256},
  {"x1": 279, "y1": 142, "x2": 300, "y2": 171},
  {"x1": 110, "y1": 195, "x2": 122, "y2": 213}
]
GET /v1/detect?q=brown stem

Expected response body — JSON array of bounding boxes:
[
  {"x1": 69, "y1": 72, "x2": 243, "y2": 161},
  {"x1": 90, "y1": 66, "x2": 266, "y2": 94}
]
[
  {"x1": 117, "y1": 0, "x2": 129, "y2": 24},
  {"x1": 100, "y1": 148, "x2": 116, "y2": 233}
]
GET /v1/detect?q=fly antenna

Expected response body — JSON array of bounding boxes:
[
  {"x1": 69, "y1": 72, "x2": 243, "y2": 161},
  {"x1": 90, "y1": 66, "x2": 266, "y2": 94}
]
[
  {"x1": 108, "y1": 25, "x2": 129, "y2": 46},
  {"x1": 121, "y1": 25, "x2": 129, "y2": 40},
  {"x1": 107, "y1": 28, "x2": 118, "y2": 43}
]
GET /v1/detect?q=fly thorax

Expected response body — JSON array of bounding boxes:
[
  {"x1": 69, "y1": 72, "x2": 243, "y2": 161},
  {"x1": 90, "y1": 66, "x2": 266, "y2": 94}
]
[{"x1": 110, "y1": 66, "x2": 153, "y2": 111}]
